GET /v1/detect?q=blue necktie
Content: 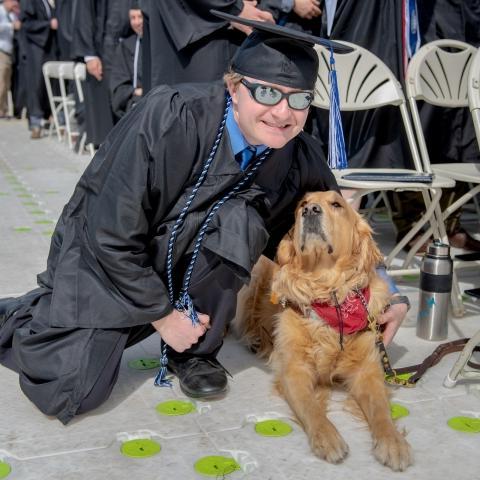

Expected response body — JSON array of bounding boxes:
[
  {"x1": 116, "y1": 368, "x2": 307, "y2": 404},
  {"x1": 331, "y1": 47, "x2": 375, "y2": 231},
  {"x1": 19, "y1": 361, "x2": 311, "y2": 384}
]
[{"x1": 238, "y1": 146, "x2": 255, "y2": 171}]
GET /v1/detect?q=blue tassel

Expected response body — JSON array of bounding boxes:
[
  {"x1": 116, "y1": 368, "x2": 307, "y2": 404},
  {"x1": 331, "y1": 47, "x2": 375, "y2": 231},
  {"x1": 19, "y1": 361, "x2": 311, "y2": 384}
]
[
  {"x1": 154, "y1": 340, "x2": 172, "y2": 387},
  {"x1": 154, "y1": 293, "x2": 200, "y2": 387},
  {"x1": 328, "y1": 48, "x2": 348, "y2": 170},
  {"x1": 175, "y1": 292, "x2": 199, "y2": 326}
]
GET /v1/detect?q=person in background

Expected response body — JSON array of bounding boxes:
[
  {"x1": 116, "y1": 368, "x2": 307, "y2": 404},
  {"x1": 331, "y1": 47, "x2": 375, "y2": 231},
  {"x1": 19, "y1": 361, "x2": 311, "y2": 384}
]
[
  {"x1": 0, "y1": 0, "x2": 21, "y2": 118},
  {"x1": 71, "y1": 0, "x2": 131, "y2": 148},
  {"x1": 21, "y1": 0, "x2": 59, "y2": 139},
  {"x1": 110, "y1": 2, "x2": 143, "y2": 119}
]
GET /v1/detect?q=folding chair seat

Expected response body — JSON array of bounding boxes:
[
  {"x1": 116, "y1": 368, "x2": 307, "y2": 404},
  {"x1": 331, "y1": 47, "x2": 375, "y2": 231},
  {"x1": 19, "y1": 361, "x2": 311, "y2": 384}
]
[
  {"x1": 406, "y1": 39, "x2": 480, "y2": 315},
  {"x1": 313, "y1": 41, "x2": 455, "y2": 281},
  {"x1": 42, "y1": 61, "x2": 74, "y2": 141}
]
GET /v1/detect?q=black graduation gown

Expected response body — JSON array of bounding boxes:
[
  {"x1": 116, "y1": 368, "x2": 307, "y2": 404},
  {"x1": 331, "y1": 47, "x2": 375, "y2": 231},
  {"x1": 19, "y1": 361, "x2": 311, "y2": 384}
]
[
  {"x1": 0, "y1": 82, "x2": 337, "y2": 424},
  {"x1": 21, "y1": 0, "x2": 59, "y2": 119},
  {"x1": 417, "y1": 0, "x2": 480, "y2": 165},
  {"x1": 141, "y1": 0, "x2": 245, "y2": 92},
  {"x1": 71, "y1": 0, "x2": 130, "y2": 145},
  {"x1": 315, "y1": 0, "x2": 410, "y2": 168},
  {"x1": 55, "y1": 0, "x2": 76, "y2": 60},
  {"x1": 110, "y1": 34, "x2": 142, "y2": 119}
]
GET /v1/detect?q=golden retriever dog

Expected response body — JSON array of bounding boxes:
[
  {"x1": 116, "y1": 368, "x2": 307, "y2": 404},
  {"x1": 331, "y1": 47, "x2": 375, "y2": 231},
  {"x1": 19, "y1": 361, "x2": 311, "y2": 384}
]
[{"x1": 235, "y1": 191, "x2": 412, "y2": 471}]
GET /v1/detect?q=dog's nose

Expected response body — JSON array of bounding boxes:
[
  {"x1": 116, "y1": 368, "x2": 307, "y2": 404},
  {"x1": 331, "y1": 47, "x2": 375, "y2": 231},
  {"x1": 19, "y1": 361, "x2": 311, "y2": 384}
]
[{"x1": 302, "y1": 203, "x2": 322, "y2": 217}]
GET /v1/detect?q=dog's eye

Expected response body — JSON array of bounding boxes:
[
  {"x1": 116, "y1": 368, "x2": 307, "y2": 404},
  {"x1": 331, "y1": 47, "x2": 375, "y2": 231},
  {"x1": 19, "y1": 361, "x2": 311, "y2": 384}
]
[{"x1": 331, "y1": 201, "x2": 342, "y2": 208}]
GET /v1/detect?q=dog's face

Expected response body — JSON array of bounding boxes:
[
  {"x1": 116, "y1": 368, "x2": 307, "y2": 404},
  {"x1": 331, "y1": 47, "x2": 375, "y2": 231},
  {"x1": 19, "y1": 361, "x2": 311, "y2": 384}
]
[
  {"x1": 277, "y1": 191, "x2": 382, "y2": 271},
  {"x1": 274, "y1": 191, "x2": 385, "y2": 303}
]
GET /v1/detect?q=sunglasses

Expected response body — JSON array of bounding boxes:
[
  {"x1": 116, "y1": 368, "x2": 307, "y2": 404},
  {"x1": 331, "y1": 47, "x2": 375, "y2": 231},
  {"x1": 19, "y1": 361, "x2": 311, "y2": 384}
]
[{"x1": 240, "y1": 79, "x2": 314, "y2": 110}]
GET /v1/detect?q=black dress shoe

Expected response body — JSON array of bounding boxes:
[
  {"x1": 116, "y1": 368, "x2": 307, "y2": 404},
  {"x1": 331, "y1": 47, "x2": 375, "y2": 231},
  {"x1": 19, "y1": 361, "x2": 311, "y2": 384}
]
[{"x1": 167, "y1": 355, "x2": 229, "y2": 399}]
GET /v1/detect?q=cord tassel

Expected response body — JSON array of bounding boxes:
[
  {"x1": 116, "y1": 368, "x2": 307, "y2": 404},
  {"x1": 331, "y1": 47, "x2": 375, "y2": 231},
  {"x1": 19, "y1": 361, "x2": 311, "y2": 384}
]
[
  {"x1": 154, "y1": 340, "x2": 172, "y2": 387},
  {"x1": 328, "y1": 48, "x2": 348, "y2": 170}
]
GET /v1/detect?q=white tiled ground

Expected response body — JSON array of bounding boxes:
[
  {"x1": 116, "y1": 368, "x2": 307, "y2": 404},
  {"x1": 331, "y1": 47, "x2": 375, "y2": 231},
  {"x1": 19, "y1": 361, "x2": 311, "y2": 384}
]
[{"x1": 0, "y1": 119, "x2": 479, "y2": 480}]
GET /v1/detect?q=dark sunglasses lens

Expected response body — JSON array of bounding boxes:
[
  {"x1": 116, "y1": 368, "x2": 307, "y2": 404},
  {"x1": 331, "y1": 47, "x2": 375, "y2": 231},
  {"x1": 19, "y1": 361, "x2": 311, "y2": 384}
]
[
  {"x1": 253, "y1": 85, "x2": 282, "y2": 105},
  {"x1": 288, "y1": 92, "x2": 313, "y2": 110}
]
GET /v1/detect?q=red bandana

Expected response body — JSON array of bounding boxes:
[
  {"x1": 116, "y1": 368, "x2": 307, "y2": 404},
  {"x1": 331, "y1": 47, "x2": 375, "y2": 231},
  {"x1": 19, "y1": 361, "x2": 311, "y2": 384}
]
[{"x1": 311, "y1": 288, "x2": 370, "y2": 334}]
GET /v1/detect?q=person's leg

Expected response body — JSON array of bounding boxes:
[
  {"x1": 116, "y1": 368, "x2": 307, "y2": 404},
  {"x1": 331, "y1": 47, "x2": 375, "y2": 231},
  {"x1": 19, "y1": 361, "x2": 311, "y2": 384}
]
[
  {"x1": 166, "y1": 248, "x2": 246, "y2": 398},
  {"x1": 0, "y1": 51, "x2": 12, "y2": 117}
]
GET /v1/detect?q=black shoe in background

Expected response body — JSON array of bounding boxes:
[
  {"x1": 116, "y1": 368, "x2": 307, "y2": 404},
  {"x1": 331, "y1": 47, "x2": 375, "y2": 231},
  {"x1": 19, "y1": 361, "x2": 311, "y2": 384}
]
[{"x1": 167, "y1": 355, "x2": 230, "y2": 399}]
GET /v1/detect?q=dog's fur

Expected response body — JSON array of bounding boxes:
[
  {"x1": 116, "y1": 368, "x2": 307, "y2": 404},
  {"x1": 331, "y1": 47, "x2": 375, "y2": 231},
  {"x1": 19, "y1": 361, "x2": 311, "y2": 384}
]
[{"x1": 235, "y1": 191, "x2": 412, "y2": 471}]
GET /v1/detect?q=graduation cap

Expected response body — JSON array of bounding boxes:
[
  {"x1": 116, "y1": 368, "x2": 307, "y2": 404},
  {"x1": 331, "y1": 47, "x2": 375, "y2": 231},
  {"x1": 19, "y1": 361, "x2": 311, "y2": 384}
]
[{"x1": 212, "y1": 9, "x2": 348, "y2": 169}]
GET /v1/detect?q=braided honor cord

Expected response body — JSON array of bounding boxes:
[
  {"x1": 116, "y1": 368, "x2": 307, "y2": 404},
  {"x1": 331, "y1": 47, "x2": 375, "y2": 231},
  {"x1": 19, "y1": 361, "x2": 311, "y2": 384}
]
[{"x1": 154, "y1": 95, "x2": 272, "y2": 386}]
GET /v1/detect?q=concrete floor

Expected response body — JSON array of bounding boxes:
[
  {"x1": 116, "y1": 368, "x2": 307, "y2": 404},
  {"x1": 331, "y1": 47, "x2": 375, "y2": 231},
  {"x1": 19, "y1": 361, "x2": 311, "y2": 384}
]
[{"x1": 0, "y1": 119, "x2": 479, "y2": 480}]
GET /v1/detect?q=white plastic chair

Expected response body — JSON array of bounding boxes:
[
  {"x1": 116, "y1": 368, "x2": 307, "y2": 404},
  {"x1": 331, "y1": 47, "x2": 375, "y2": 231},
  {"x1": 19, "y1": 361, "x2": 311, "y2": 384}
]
[
  {"x1": 313, "y1": 41, "x2": 455, "y2": 275},
  {"x1": 406, "y1": 39, "x2": 480, "y2": 316},
  {"x1": 58, "y1": 62, "x2": 77, "y2": 150},
  {"x1": 42, "y1": 61, "x2": 74, "y2": 141}
]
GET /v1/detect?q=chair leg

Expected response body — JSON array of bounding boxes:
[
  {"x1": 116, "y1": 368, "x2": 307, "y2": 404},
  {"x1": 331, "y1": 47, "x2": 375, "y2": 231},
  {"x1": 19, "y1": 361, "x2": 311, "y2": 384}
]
[{"x1": 444, "y1": 330, "x2": 480, "y2": 387}]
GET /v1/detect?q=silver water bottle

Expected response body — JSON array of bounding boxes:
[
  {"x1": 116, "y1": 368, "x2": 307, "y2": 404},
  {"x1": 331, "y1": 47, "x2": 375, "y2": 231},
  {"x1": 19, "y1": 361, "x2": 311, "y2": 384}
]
[{"x1": 416, "y1": 241, "x2": 453, "y2": 341}]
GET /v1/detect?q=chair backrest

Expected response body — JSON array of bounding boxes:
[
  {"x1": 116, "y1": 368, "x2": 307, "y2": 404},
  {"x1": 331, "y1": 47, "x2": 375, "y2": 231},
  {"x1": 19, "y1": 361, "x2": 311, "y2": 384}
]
[
  {"x1": 406, "y1": 39, "x2": 476, "y2": 107},
  {"x1": 42, "y1": 61, "x2": 68, "y2": 79},
  {"x1": 58, "y1": 62, "x2": 76, "y2": 81},
  {"x1": 74, "y1": 63, "x2": 86, "y2": 103},
  {"x1": 313, "y1": 40, "x2": 424, "y2": 171},
  {"x1": 313, "y1": 41, "x2": 405, "y2": 111},
  {"x1": 467, "y1": 47, "x2": 480, "y2": 144},
  {"x1": 406, "y1": 40, "x2": 476, "y2": 170}
]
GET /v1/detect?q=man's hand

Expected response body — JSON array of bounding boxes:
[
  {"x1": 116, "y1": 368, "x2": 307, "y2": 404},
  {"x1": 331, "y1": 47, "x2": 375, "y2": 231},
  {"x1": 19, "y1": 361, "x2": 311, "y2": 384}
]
[
  {"x1": 231, "y1": 0, "x2": 274, "y2": 35},
  {"x1": 152, "y1": 310, "x2": 210, "y2": 353},
  {"x1": 13, "y1": 20, "x2": 21, "y2": 31},
  {"x1": 293, "y1": 0, "x2": 322, "y2": 19},
  {"x1": 377, "y1": 301, "x2": 408, "y2": 346},
  {"x1": 86, "y1": 57, "x2": 103, "y2": 81},
  {"x1": 134, "y1": 87, "x2": 143, "y2": 97},
  {"x1": 50, "y1": 17, "x2": 58, "y2": 30}
]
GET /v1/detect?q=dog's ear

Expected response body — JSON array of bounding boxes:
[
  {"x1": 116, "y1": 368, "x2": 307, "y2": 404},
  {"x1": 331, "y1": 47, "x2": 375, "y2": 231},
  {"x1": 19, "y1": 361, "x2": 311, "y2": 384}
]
[
  {"x1": 276, "y1": 229, "x2": 296, "y2": 267},
  {"x1": 352, "y1": 213, "x2": 384, "y2": 273}
]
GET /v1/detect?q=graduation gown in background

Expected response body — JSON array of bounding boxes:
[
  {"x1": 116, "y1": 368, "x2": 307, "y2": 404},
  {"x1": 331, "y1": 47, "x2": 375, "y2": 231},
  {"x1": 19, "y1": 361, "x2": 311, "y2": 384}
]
[
  {"x1": 314, "y1": 0, "x2": 408, "y2": 168},
  {"x1": 55, "y1": 0, "x2": 76, "y2": 60},
  {"x1": 0, "y1": 82, "x2": 337, "y2": 424},
  {"x1": 71, "y1": 0, "x2": 130, "y2": 146},
  {"x1": 21, "y1": 0, "x2": 59, "y2": 119},
  {"x1": 142, "y1": 0, "x2": 246, "y2": 92},
  {"x1": 417, "y1": 0, "x2": 480, "y2": 165},
  {"x1": 110, "y1": 34, "x2": 142, "y2": 118}
]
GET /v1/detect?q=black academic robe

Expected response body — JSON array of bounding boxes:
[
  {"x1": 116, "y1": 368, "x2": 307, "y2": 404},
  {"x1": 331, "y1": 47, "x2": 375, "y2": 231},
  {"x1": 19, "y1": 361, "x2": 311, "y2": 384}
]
[
  {"x1": 417, "y1": 0, "x2": 480, "y2": 164},
  {"x1": 55, "y1": 0, "x2": 76, "y2": 60},
  {"x1": 21, "y1": 0, "x2": 59, "y2": 119},
  {"x1": 71, "y1": 0, "x2": 130, "y2": 145},
  {"x1": 110, "y1": 34, "x2": 142, "y2": 119},
  {"x1": 142, "y1": 0, "x2": 244, "y2": 92},
  {"x1": 315, "y1": 0, "x2": 409, "y2": 168},
  {"x1": 0, "y1": 82, "x2": 337, "y2": 424}
]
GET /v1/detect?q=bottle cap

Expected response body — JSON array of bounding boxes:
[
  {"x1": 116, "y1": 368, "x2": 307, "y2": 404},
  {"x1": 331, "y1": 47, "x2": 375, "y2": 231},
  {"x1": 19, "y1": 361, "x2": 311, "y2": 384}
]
[{"x1": 427, "y1": 240, "x2": 450, "y2": 257}]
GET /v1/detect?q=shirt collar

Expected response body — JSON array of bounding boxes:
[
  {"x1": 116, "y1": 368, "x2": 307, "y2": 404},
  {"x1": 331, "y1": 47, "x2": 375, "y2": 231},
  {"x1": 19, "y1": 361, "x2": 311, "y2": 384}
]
[{"x1": 226, "y1": 103, "x2": 267, "y2": 156}]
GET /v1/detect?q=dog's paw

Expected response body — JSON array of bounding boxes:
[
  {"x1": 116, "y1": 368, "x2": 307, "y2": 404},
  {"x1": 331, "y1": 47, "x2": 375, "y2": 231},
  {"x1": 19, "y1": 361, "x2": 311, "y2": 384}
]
[
  {"x1": 309, "y1": 424, "x2": 349, "y2": 463},
  {"x1": 373, "y1": 432, "x2": 413, "y2": 471}
]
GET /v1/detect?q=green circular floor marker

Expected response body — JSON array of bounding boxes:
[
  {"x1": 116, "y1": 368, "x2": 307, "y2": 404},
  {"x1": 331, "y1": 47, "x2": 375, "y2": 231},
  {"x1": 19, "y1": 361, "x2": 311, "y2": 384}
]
[
  {"x1": 35, "y1": 219, "x2": 55, "y2": 225},
  {"x1": 385, "y1": 372, "x2": 413, "y2": 383},
  {"x1": 402, "y1": 274, "x2": 420, "y2": 281},
  {"x1": 156, "y1": 400, "x2": 196, "y2": 416},
  {"x1": 13, "y1": 226, "x2": 32, "y2": 232},
  {"x1": 255, "y1": 419, "x2": 293, "y2": 437},
  {"x1": 28, "y1": 210, "x2": 46, "y2": 215},
  {"x1": 120, "y1": 439, "x2": 161, "y2": 458},
  {"x1": 127, "y1": 358, "x2": 161, "y2": 370},
  {"x1": 447, "y1": 416, "x2": 480, "y2": 433},
  {"x1": 0, "y1": 461, "x2": 11, "y2": 478},
  {"x1": 390, "y1": 403, "x2": 410, "y2": 420},
  {"x1": 194, "y1": 456, "x2": 241, "y2": 477},
  {"x1": 17, "y1": 194, "x2": 32, "y2": 198}
]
